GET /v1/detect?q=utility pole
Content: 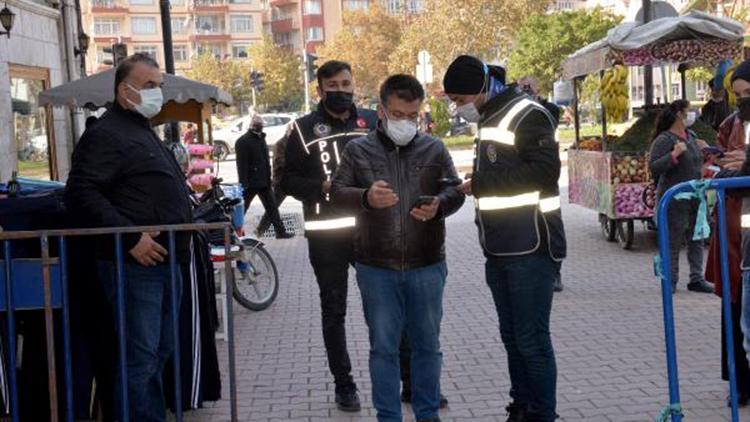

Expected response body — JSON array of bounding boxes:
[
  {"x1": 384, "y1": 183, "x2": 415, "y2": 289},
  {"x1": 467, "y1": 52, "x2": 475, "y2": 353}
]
[
  {"x1": 159, "y1": 0, "x2": 179, "y2": 142},
  {"x1": 302, "y1": 45, "x2": 310, "y2": 114},
  {"x1": 642, "y1": 0, "x2": 654, "y2": 106}
]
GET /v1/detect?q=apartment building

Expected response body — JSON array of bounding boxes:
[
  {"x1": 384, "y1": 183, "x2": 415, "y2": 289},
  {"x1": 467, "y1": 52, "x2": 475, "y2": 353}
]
[
  {"x1": 261, "y1": 0, "x2": 423, "y2": 54},
  {"x1": 82, "y1": 0, "x2": 265, "y2": 74}
]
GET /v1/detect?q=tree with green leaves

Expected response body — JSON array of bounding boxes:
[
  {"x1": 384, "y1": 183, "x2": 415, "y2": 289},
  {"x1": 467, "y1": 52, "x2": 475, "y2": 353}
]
[
  {"x1": 507, "y1": 7, "x2": 622, "y2": 95},
  {"x1": 248, "y1": 36, "x2": 304, "y2": 110},
  {"x1": 388, "y1": 0, "x2": 552, "y2": 92},
  {"x1": 316, "y1": 5, "x2": 403, "y2": 101},
  {"x1": 186, "y1": 52, "x2": 251, "y2": 110}
]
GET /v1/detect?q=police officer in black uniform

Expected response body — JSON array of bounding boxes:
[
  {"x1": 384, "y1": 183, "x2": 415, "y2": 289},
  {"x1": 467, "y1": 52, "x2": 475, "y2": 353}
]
[
  {"x1": 444, "y1": 55, "x2": 566, "y2": 422},
  {"x1": 281, "y1": 60, "x2": 377, "y2": 411}
]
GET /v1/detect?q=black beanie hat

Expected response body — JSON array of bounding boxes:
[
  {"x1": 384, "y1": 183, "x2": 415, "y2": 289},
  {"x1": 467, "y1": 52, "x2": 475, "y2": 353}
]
[
  {"x1": 731, "y1": 59, "x2": 750, "y2": 84},
  {"x1": 443, "y1": 55, "x2": 506, "y2": 95}
]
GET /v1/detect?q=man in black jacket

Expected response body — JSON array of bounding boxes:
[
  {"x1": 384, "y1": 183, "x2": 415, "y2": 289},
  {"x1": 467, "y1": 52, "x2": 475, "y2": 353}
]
[
  {"x1": 235, "y1": 114, "x2": 292, "y2": 239},
  {"x1": 65, "y1": 53, "x2": 192, "y2": 422},
  {"x1": 281, "y1": 60, "x2": 377, "y2": 411},
  {"x1": 332, "y1": 74, "x2": 465, "y2": 422},
  {"x1": 445, "y1": 55, "x2": 566, "y2": 422}
]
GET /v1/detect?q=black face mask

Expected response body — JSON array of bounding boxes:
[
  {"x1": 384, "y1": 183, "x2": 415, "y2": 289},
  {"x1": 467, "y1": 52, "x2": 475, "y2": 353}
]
[
  {"x1": 324, "y1": 91, "x2": 354, "y2": 114},
  {"x1": 738, "y1": 96, "x2": 750, "y2": 122}
]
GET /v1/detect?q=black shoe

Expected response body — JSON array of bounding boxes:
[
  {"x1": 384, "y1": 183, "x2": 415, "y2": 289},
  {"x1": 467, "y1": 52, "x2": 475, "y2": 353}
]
[
  {"x1": 727, "y1": 391, "x2": 750, "y2": 407},
  {"x1": 275, "y1": 231, "x2": 294, "y2": 239},
  {"x1": 505, "y1": 402, "x2": 528, "y2": 422},
  {"x1": 553, "y1": 278, "x2": 563, "y2": 292},
  {"x1": 687, "y1": 280, "x2": 714, "y2": 293},
  {"x1": 335, "y1": 388, "x2": 361, "y2": 412},
  {"x1": 400, "y1": 389, "x2": 448, "y2": 409}
]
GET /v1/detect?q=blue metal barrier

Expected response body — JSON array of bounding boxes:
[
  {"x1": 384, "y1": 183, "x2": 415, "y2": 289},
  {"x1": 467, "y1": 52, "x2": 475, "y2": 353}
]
[
  {"x1": 0, "y1": 223, "x2": 238, "y2": 422},
  {"x1": 656, "y1": 176, "x2": 750, "y2": 422}
]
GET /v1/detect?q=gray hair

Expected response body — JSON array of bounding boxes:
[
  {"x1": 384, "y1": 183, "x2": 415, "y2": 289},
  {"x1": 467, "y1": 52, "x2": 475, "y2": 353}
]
[{"x1": 114, "y1": 53, "x2": 160, "y2": 98}]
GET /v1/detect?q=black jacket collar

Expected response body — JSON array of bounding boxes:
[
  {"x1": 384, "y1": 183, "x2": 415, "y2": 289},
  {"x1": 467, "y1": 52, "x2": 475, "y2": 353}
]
[
  {"x1": 111, "y1": 101, "x2": 152, "y2": 129},
  {"x1": 478, "y1": 83, "x2": 524, "y2": 122}
]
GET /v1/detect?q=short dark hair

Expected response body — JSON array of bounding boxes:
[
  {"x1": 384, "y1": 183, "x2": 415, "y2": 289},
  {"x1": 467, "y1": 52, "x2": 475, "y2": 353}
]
[
  {"x1": 379, "y1": 74, "x2": 425, "y2": 106},
  {"x1": 114, "y1": 53, "x2": 160, "y2": 98},
  {"x1": 316, "y1": 60, "x2": 351, "y2": 85}
]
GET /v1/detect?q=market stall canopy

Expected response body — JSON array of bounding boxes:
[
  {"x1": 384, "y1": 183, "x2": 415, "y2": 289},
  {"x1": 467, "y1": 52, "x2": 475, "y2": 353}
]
[
  {"x1": 38, "y1": 69, "x2": 233, "y2": 110},
  {"x1": 563, "y1": 11, "x2": 744, "y2": 80}
]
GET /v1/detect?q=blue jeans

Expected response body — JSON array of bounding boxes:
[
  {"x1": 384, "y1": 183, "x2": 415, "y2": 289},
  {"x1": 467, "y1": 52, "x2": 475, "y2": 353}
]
[
  {"x1": 356, "y1": 261, "x2": 447, "y2": 422},
  {"x1": 485, "y1": 254, "x2": 558, "y2": 422},
  {"x1": 97, "y1": 262, "x2": 183, "y2": 422}
]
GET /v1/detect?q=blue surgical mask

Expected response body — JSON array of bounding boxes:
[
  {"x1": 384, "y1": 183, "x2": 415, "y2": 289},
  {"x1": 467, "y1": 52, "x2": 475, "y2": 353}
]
[{"x1": 127, "y1": 83, "x2": 164, "y2": 119}]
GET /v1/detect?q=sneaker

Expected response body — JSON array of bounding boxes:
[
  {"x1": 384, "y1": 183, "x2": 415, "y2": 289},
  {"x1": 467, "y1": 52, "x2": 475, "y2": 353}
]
[
  {"x1": 687, "y1": 280, "x2": 714, "y2": 293},
  {"x1": 275, "y1": 231, "x2": 294, "y2": 239},
  {"x1": 727, "y1": 391, "x2": 750, "y2": 407},
  {"x1": 553, "y1": 277, "x2": 563, "y2": 293},
  {"x1": 400, "y1": 389, "x2": 448, "y2": 409},
  {"x1": 335, "y1": 388, "x2": 361, "y2": 412},
  {"x1": 505, "y1": 402, "x2": 528, "y2": 422}
]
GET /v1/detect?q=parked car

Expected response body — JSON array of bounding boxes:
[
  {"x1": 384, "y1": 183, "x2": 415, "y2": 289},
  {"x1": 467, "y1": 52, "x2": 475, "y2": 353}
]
[{"x1": 212, "y1": 113, "x2": 295, "y2": 161}]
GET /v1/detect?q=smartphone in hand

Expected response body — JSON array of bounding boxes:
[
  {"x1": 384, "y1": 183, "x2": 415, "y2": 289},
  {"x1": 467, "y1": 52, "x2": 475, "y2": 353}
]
[{"x1": 411, "y1": 195, "x2": 436, "y2": 209}]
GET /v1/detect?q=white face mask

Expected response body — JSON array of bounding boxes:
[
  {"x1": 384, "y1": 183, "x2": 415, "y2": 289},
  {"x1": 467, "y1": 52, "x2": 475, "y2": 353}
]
[
  {"x1": 456, "y1": 102, "x2": 481, "y2": 123},
  {"x1": 126, "y1": 83, "x2": 164, "y2": 119},
  {"x1": 684, "y1": 111, "x2": 696, "y2": 127},
  {"x1": 384, "y1": 112, "x2": 418, "y2": 146}
]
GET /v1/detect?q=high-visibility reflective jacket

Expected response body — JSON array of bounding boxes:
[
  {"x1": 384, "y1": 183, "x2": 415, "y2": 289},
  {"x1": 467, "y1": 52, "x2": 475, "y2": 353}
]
[
  {"x1": 471, "y1": 85, "x2": 566, "y2": 260},
  {"x1": 281, "y1": 102, "x2": 378, "y2": 237}
]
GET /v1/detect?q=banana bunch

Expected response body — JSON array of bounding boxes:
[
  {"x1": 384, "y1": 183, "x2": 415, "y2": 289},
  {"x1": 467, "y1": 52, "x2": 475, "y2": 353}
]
[
  {"x1": 724, "y1": 64, "x2": 738, "y2": 108},
  {"x1": 600, "y1": 65, "x2": 629, "y2": 123}
]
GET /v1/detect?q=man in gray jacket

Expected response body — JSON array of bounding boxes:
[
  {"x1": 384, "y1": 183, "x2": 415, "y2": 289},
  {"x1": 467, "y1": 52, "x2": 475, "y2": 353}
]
[{"x1": 332, "y1": 74, "x2": 464, "y2": 422}]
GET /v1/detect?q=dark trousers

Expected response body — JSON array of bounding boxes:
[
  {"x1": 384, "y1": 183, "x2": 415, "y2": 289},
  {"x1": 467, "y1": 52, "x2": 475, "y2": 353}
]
[
  {"x1": 308, "y1": 234, "x2": 355, "y2": 391},
  {"x1": 244, "y1": 187, "x2": 285, "y2": 234},
  {"x1": 257, "y1": 187, "x2": 286, "y2": 234},
  {"x1": 486, "y1": 254, "x2": 558, "y2": 422},
  {"x1": 96, "y1": 262, "x2": 183, "y2": 422}
]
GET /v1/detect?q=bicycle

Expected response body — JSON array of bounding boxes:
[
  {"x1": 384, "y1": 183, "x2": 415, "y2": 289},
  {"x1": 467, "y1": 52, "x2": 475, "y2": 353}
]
[{"x1": 193, "y1": 178, "x2": 279, "y2": 311}]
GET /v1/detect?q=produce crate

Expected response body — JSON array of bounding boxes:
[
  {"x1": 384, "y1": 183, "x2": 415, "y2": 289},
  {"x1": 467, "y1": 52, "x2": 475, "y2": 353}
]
[{"x1": 568, "y1": 149, "x2": 655, "y2": 219}]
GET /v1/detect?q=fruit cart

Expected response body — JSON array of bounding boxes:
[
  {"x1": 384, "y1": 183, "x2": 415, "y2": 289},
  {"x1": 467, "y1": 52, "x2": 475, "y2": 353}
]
[{"x1": 562, "y1": 11, "x2": 744, "y2": 249}]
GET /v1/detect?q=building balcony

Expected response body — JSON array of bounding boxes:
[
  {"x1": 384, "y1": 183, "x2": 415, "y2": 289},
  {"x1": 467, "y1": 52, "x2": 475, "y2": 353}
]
[
  {"x1": 91, "y1": 0, "x2": 128, "y2": 13},
  {"x1": 190, "y1": 33, "x2": 231, "y2": 42},
  {"x1": 271, "y1": 17, "x2": 299, "y2": 33},
  {"x1": 270, "y1": 0, "x2": 297, "y2": 6},
  {"x1": 93, "y1": 35, "x2": 133, "y2": 44},
  {"x1": 192, "y1": 0, "x2": 229, "y2": 12}
]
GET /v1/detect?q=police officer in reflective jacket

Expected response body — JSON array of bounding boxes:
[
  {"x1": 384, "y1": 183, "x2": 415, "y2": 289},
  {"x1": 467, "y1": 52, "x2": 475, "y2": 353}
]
[
  {"x1": 281, "y1": 60, "x2": 377, "y2": 411},
  {"x1": 444, "y1": 55, "x2": 566, "y2": 422}
]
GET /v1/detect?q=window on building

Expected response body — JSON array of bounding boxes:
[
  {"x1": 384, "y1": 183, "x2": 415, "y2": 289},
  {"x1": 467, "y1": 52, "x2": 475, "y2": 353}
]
[
  {"x1": 174, "y1": 45, "x2": 188, "y2": 61},
  {"x1": 405, "y1": 0, "x2": 422, "y2": 13},
  {"x1": 132, "y1": 17, "x2": 157, "y2": 34},
  {"x1": 304, "y1": 0, "x2": 321, "y2": 14},
  {"x1": 10, "y1": 65, "x2": 55, "y2": 180},
  {"x1": 672, "y1": 83, "x2": 681, "y2": 99},
  {"x1": 344, "y1": 0, "x2": 369, "y2": 10},
  {"x1": 196, "y1": 15, "x2": 223, "y2": 33},
  {"x1": 305, "y1": 26, "x2": 323, "y2": 42},
  {"x1": 171, "y1": 17, "x2": 187, "y2": 33},
  {"x1": 232, "y1": 44, "x2": 248, "y2": 58},
  {"x1": 273, "y1": 32, "x2": 293, "y2": 45},
  {"x1": 93, "y1": 18, "x2": 120, "y2": 35},
  {"x1": 197, "y1": 43, "x2": 222, "y2": 58},
  {"x1": 133, "y1": 45, "x2": 158, "y2": 59},
  {"x1": 129, "y1": 0, "x2": 153, "y2": 5},
  {"x1": 230, "y1": 15, "x2": 253, "y2": 33}
]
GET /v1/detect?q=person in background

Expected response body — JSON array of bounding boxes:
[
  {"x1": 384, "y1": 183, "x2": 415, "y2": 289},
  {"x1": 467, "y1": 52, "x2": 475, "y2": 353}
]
[
  {"x1": 256, "y1": 128, "x2": 291, "y2": 237},
  {"x1": 281, "y1": 60, "x2": 378, "y2": 412},
  {"x1": 701, "y1": 79, "x2": 732, "y2": 132},
  {"x1": 235, "y1": 114, "x2": 293, "y2": 239},
  {"x1": 332, "y1": 74, "x2": 465, "y2": 422},
  {"x1": 649, "y1": 99, "x2": 713, "y2": 294},
  {"x1": 65, "y1": 53, "x2": 192, "y2": 422},
  {"x1": 707, "y1": 59, "x2": 750, "y2": 406},
  {"x1": 445, "y1": 55, "x2": 566, "y2": 422},
  {"x1": 519, "y1": 75, "x2": 564, "y2": 293},
  {"x1": 182, "y1": 122, "x2": 197, "y2": 144}
]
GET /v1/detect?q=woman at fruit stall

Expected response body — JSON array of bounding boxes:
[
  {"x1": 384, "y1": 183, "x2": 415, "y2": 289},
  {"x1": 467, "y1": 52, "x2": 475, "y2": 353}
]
[
  {"x1": 649, "y1": 99, "x2": 715, "y2": 294},
  {"x1": 707, "y1": 58, "x2": 750, "y2": 406}
]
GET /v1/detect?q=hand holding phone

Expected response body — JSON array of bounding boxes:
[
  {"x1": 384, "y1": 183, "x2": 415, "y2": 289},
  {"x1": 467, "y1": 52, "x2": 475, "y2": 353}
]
[{"x1": 410, "y1": 196, "x2": 439, "y2": 222}]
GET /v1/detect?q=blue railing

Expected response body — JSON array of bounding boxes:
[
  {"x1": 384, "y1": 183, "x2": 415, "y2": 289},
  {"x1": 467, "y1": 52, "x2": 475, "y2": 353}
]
[
  {"x1": 656, "y1": 176, "x2": 750, "y2": 422},
  {"x1": 0, "y1": 222, "x2": 239, "y2": 422}
]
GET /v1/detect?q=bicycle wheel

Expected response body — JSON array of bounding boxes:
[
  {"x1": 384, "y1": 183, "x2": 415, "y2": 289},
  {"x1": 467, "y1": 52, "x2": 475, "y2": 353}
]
[{"x1": 232, "y1": 239, "x2": 279, "y2": 311}]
